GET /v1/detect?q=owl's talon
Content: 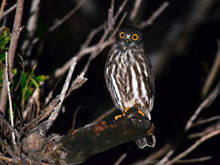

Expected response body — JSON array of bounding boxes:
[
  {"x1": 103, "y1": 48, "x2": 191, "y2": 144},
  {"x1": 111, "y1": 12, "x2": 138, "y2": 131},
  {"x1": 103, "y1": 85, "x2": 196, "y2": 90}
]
[
  {"x1": 133, "y1": 103, "x2": 138, "y2": 108},
  {"x1": 124, "y1": 107, "x2": 130, "y2": 113},
  {"x1": 115, "y1": 114, "x2": 123, "y2": 120},
  {"x1": 122, "y1": 113, "x2": 126, "y2": 116},
  {"x1": 138, "y1": 110, "x2": 145, "y2": 117}
]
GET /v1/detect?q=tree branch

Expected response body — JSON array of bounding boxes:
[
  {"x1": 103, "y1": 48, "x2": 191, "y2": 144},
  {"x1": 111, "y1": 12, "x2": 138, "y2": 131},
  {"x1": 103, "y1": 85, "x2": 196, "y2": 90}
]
[{"x1": 21, "y1": 106, "x2": 153, "y2": 164}]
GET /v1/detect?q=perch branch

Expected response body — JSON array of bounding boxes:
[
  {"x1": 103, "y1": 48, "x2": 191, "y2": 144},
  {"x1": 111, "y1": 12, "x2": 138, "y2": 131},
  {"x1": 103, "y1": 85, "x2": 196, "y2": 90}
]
[{"x1": 21, "y1": 106, "x2": 152, "y2": 164}]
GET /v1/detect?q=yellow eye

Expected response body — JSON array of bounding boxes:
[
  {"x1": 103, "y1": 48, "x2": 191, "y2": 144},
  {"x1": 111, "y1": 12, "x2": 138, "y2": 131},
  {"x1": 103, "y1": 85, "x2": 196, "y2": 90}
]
[
  {"x1": 119, "y1": 32, "x2": 125, "y2": 39},
  {"x1": 132, "y1": 34, "x2": 138, "y2": 41}
]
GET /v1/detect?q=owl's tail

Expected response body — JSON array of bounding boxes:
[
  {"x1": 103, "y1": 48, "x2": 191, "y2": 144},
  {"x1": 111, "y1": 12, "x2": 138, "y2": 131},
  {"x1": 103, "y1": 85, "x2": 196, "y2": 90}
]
[{"x1": 135, "y1": 135, "x2": 156, "y2": 149}]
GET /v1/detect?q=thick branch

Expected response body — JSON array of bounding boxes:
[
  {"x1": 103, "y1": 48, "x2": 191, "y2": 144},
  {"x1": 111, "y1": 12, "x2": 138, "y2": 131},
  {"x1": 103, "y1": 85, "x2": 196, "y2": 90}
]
[{"x1": 21, "y1": 107, "x2": 153, "y2": 164}]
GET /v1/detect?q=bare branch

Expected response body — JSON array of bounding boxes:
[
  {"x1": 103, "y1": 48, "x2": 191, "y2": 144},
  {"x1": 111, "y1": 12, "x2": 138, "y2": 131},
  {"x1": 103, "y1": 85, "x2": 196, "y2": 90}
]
[
  {"x1": 175, "y1": 156, "x2": 212, "y2": 164},
  {"x1": 0, "y1": 0, "x2": 24, "y2": 114},
  {"x1": 0, "y1": 0, "x2": 7, "y2": 23},
  {"x1": 5, "y1": 52, "x2": 15, "y2": 144},
  {"x1": 165, "y1": 129, "x2": 220, "y2": 165},
  {"x1": 48, "y1": 0, "x2": 85, "y2": 32},
  {"x1": 191, "y1": 115, "x2": 220, "y2": 128},
  {"x1": 46, "y1": 57, "x2": 77, "y2": 130},
  {"x1": 21, "y1": 0, "x2": 41, "y2": 55},
  {"x1": 129, "y1": 0, "x2": 142, "y2": 21},
  {"x1": 139, "y1": 2, "x2": 169, "y2": 29},
  {"x1": 185, "y1": 82, "x2": 220, "y2": 131},
  {"x1": 1, "y1": 3, "x2": 17, "y2": 19},
  {"x1": 201, "y1": 40, "x2": 220, "y2": 99},
  {"x1": 114, "y1": 153, "x2": 127, "y2": 165},
  {"x1": 54, "y1": 0, "x2": 128, "y2": 78}
]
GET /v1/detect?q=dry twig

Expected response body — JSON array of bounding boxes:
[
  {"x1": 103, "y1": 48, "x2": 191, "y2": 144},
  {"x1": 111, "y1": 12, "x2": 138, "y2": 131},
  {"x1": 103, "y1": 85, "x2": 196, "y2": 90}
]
[
  {"x1": 46, "y1": 57, "x2": 77, "y2": 130},
  {"x1": 139, "y1": 2, "x2": 169, "y2": 29},
  {"x1": 185, "y1": 82, "x2": 220, "y2": 131},
  {"x1": 4, "y1": 52, "x2": 15, "y2": 144},
  {"x1": 165, "y1": 129, "x2": 220, "y2": 165},
  {"x1": 201, "y1": 40, "x2": 220, "y2": 98}
]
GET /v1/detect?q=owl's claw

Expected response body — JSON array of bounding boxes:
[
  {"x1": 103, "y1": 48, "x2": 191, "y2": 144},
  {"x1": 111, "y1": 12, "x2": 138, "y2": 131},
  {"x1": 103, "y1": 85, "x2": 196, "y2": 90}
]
[
  {"x1": 115, "y1": 115, "x2": 122, "y2": 120},
  {"x1": 115, "y1": 104, "x2": 145, "y2": 120}
]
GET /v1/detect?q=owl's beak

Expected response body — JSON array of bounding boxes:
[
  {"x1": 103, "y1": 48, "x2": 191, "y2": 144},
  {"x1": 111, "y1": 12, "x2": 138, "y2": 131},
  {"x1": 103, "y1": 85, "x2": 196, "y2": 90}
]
[{"x1": 123, "y1": 39, "x2": 130, "y2": 50}]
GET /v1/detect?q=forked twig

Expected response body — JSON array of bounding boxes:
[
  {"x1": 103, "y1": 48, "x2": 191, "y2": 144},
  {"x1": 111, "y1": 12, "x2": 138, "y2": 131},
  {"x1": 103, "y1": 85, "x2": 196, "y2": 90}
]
[
  {"x1": 185, "y1": 82, "x2": 220, "y2": 130},
  {"x1": 139, "y1": 2, "x2": 169, "y2": 29}
]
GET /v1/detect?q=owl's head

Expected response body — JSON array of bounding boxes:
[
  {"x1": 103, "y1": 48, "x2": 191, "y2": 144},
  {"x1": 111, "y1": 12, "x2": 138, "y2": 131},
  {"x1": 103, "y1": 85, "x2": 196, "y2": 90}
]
[{"x1": 115, "y1": 26, "x2": 144, "y2": 51}]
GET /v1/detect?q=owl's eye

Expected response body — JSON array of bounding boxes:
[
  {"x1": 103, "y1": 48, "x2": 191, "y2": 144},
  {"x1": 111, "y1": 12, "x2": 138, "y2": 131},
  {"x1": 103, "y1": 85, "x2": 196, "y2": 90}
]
[
  {"x1": 132, "y1": 34, "x2": 138, "y2": 41},
  {"x1": 119, "y1": 32, "x2": 126, "y2": 39}
]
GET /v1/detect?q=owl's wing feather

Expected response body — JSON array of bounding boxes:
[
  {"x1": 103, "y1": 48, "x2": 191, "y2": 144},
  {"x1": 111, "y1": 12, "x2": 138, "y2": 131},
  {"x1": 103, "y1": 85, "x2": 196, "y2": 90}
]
[
  {"x1": 104, "y1": 67, "x2": 122, "y2": 111},
  {"x1": 144, "y1": 52, "x2": 155, "y2": 111}
]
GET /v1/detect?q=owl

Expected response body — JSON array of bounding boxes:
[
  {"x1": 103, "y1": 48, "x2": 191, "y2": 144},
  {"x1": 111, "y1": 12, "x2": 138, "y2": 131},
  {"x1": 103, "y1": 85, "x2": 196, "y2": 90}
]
[{"x1": 104, "y1": 26, "x2": 156, "y2": 149}]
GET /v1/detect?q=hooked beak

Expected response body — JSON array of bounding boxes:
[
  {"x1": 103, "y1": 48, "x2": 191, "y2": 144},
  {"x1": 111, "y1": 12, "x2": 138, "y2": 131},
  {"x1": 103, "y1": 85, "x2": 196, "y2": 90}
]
[{"x1": 123, "y1": 39, "x2": 130, "y2": 50}]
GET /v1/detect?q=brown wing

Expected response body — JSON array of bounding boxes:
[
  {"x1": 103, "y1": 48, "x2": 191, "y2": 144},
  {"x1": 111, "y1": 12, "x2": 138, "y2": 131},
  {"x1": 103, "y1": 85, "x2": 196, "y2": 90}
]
[
  {"x1": 144, "y1": 53, "x2": 155, "y2": 111},
  {"x1": 104, "y1": 62, "x2": 122, "y2": 111}
]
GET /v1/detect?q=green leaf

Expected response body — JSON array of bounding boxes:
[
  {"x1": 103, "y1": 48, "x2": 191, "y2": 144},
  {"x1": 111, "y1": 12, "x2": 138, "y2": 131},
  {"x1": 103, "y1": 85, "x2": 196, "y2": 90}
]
[
  {"x1": 0, "y1": 27, "x2": 10, "y2": 52},
  {"x1": 30, "y1": 76, "x2": 40, "y2": 88},
  {"x1": 34, "y1": 75, "x2": 49, "y2": 83},
  {"x1": 25, "y1": 88, "x2": 33, "y2": 100},
  {"x1": 20, "y1": 71, "x2": 27, "y2": 88},
  {"x1": 12, "y1": 68, "x2": 17, "y2": 75},
  {"x1": 0, "y1": 53, "x2": 5, "y2": 61}
]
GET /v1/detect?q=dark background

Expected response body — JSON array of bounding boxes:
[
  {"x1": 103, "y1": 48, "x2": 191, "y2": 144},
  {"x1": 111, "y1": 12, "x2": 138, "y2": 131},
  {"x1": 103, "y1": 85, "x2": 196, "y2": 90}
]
[{"x1": 4, "y1": 0, "x2": 220, "y2": 164}]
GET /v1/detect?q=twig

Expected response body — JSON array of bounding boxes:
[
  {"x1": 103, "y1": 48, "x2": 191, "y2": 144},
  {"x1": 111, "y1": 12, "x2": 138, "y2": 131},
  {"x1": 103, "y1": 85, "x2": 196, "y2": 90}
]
[
  {"x1": 185, "y1": 82, "x2": 220, "y2": 131},
  {"x1": 175, "y1": 156, "x2": 212, "y2": 164},
  {"x1": 114, "y1": 153, "x2": 127, "y2": 165},
  {"x1": 156, "y1": 150, "x2": 174, "y2": 165},
  {"x1": 54, "y1": 0, "x2": 128, "y2": 78},
  {"x1": 165, "y1": 130, "x2": 220, "y2": 165},
  {"x1": 0, "y1": 114, "x2": 19, "y2": 140},
  {"x1": 46, "y1": 57, "x2": 77, "y2": 130},
  {"x1": 0, "y1": 0, "x2": 7, "y2": 23},
  {"x1": 139, "y1": 2, "x2": 169, "y2": 29},
  {"x1": 1, "y1": 3, "x2": 17, "y2": 18},
  {"x1": 191, "y1": 115, "x2": 220, "y2": 128},
  {"x1": 0, "y1": 0, "x2": 24, "y2": 114},
  {"x1": 54, "y1": 39, "x2": 113, "y2": 78},
  {"x1": 4, "y1": 52, "x2": 15, "y2": 144},
  {"x1": 133, "y1": 143, "x2": 172, "y2": 165},
  {"x1": 201, "y1": 40, "x2": 220, "y2": 99},
  {"x1": 14, "y1": 54, "x2": 25, "y2": 92},
  {"x1": 72, "y1": 106, "x2": 83, "y2": 129},
  {"x1": 0, "y1": 155, "x2": 16, "y2": 163},
  {"x1": 8, "y1": 0, "x2": 24, "y2": 78},
  {"x1": 21, "y1": 0, "x2": 41, "y2": 55},
  {"x1": 189, "y1": 120, "x2": 220, "y2": 139},
  {"x1": 48, "y1": 0, "x2": 85, "y2": 32},
  {"x1": 81, "y1": 11, "x2": 127, "y2": 75},
  {"x1": 129, "y1": 0, "x2": 142, "y2": 21}
]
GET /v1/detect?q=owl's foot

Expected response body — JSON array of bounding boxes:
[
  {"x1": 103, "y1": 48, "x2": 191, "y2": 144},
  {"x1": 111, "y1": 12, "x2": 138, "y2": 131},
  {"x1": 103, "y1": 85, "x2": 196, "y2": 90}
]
[
  {"x1": 114, "y1": 113, "x2": 126, "y2": 120},
  {"x1": 125, "y1": 104, "x2": 145, "y2": 117},
  {"x1": 115, "y1": 104, "x2": 145, "y2": 120}
]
